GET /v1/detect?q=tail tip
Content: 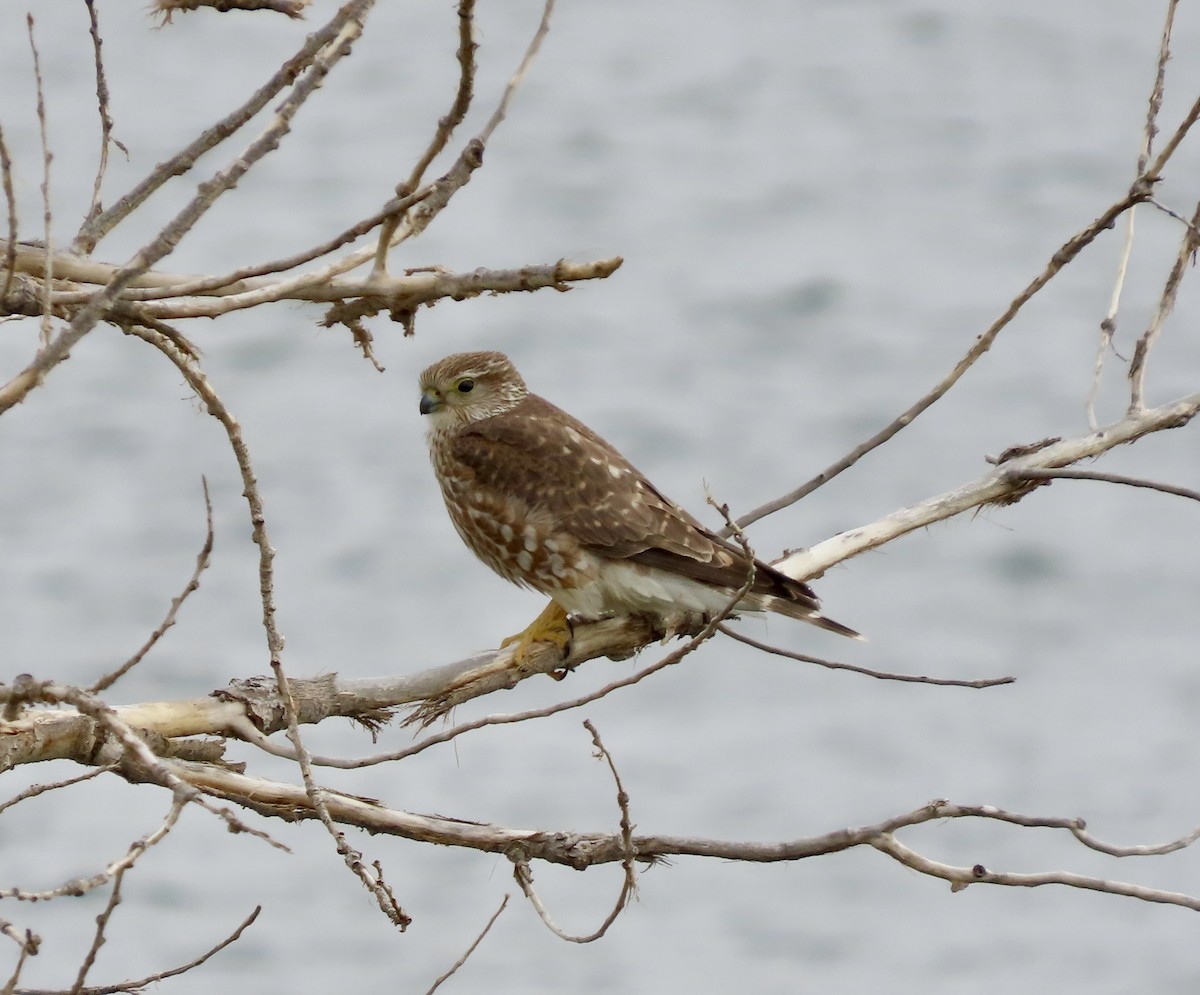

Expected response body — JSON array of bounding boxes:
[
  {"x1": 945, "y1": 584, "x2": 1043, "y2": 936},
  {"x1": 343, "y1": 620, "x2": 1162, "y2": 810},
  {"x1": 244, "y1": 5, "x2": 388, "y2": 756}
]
[{"x1": 814, "y1": 613, "x2": 866, "y2": 641}]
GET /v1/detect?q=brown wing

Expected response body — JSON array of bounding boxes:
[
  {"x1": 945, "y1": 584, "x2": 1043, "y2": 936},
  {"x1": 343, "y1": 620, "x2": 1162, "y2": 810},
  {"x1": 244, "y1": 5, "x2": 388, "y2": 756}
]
[
  {"x1": 451, "y1": 394, "x2": 711, "y2": 557},
  {"x1": 451, "y1": 394, "x2": 823, "y2": 611}
]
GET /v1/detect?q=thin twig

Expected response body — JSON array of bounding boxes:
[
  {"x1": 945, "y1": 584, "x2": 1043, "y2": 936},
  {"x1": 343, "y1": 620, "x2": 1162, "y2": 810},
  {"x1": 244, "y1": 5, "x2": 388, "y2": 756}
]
[
  {"x1": 423, "y1": 895, "x2": 508, "y2": 995},
  {"x1": 122, "y1": 320, "x2": 403, "y2": 923},
  {"x1": 272, "y1": 658, "x2": 412, "y2": 930},
  {"x1": 76, "y1": 0, "x2": 127, "y2": 253},
  {"x1": 1090, "y1": 0, "x2": 1179, "y2": 428},
  {"x1": 0, "y1": 926, "x2": 37, "y2": 995},
  {"x1": 87, "y1": 184, "x2": 433, "y2": 304},
  {"x1": 725, "y1": 192, "x2": 1148, "y2": 533},
  {"x1": 0, "y1": 766, "x2": 112, "y2": 816},
  {"x1": 512, "y1": 721, "x2": 638, "y2": 944},
  {"x1": 1006, "y1": 466, "x2": 1200, "y2": 504},
  {"x1": 166, "y1": 764, "x2": 1200, "y2": 913},
  {"x1": 0, "y1": 126, "x2": 17, "y2": 302},
  {"x1": 42, "y1": 907, "x2": 262, "y2": 995},
  {"x1": 89, "y1": 478, "x2": 214, "y2": 693},
  {"x1": 728, "y1": 82, "x2": 1200, "y2": 536},
  {"x1": 122, "y1": 319, "x2": 282, "y2": 658},
  {"x1": 405, "y1": 0, "x2": 476, "y2": 193},
  {"x1": 0, "y1": 12, "x2": 371, "y2": 415},
  {"x1": 476, "y1": 0, "x2": 554, "y2": 146},
  {"x1": 775, "y1": 392, "x2": 1200, "y2": 582},
  {"x1": 717, "y1": 626, "x2": 1014, "y2": 688},
  {"x1": 69, "y1": 868, "x2": 125, "y2": 995},
  {"x1": 398, "y1": 0, "x2": 556, "y2": 255},
  {"x1": 155, "y1": 0, "x2": 310, "y2": 18},
  {"x1": 74, "y1": 1, "x2": 369, "y2": 251},
  {"x1": 1128, "y1": 199, "x2": 1200, "y2": 413},
  {"x1": 0, "y1": 680, "x2": 284, "y2": 867},
  {"x1": 26, "y1": 15, "x2": 53, "y2": 348},
  {"x1": 0, "y1": 800, "x2": 184, "y2": 904},
  {"x1": 374, "y1": 0, "x2": 477, "y2": 276},
  {"x1": 872, "y1": 831, "x2": 1200, "y2": 909}
]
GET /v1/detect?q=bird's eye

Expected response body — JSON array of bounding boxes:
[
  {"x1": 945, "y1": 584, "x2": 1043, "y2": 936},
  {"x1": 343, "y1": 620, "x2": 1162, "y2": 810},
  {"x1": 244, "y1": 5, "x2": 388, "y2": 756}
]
[{"x1": 457, "y1": 379, "x2": 475, "y2": 394}]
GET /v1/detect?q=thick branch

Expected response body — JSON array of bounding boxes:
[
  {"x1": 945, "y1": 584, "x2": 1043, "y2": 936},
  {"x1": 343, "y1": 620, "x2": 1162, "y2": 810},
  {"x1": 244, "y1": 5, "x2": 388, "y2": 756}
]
[
  {"x1": 776, "y1": 393, "x2": 1199, "y2": 580},
  {"x1": 150, "y1": 772, "x2": 1200, "y2": 912},
  {"x1": 2, "y1": 242, "x2": 622, "y2": 316}
]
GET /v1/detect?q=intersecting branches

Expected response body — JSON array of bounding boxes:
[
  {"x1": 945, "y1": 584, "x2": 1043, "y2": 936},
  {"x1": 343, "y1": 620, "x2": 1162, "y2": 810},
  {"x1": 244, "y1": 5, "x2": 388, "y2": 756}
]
[
  {"x1": 1, "y1": 0, "x2": 614, "y2": 410},
  {"x1": 728, "y1": 5, "x2": 1200, "y2": 537},
  {"x1": 1, "y1": 0, "x2": 1199, "y2": 990},
  {"x1": 0, "y1": 2, "x2": 594, "y2": 982},
  {"x1": 507, "y1": 720, "x2": 638, "y2": 944}
]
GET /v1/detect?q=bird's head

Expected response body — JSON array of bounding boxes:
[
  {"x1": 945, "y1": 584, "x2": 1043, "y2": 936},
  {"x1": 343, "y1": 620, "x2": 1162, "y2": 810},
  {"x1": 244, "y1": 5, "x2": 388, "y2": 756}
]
[{"x1": 418, "y1": 351, "x2": 528, "y2": 429}]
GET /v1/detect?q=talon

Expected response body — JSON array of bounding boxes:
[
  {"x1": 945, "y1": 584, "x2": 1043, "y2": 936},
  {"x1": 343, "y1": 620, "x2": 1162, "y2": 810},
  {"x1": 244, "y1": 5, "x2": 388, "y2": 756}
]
[{"x1": 500, "y1": 600, "x2": 572, "y2": 668}]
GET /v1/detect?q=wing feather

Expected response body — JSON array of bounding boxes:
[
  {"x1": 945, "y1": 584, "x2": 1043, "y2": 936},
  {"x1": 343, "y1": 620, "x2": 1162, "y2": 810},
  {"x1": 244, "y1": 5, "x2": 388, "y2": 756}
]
[
  {"x1": 451, "y1": 394, "x2": 711, "y2": 558},
  {"x1": 450, "y1": 394, "x2": 823, "y2": 611}
]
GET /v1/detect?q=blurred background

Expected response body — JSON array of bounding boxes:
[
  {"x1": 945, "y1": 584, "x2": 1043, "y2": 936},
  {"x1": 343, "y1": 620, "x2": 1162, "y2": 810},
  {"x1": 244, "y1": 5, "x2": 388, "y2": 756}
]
[{"x1": 1, "y1": 1, "x2": 1198, "y2": 991}]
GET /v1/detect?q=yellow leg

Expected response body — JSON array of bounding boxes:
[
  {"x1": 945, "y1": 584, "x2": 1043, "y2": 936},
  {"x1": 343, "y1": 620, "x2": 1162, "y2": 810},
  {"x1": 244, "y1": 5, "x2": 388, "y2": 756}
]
[{"x1": 501, "y1": 599, "x2": 572, "y2": 671}]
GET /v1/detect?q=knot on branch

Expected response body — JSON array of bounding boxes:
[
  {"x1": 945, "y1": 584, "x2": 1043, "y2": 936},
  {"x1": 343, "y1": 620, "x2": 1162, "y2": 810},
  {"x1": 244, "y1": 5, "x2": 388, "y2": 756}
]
[{"x1": 214, "y1": 673, "x2": 342, "y2": 735}]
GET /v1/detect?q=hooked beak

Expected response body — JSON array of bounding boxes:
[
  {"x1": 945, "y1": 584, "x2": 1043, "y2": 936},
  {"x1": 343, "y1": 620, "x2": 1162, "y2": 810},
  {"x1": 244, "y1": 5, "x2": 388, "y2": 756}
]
[{"x1": 419, "y1": 390, "x2": 441, "y2": 415}]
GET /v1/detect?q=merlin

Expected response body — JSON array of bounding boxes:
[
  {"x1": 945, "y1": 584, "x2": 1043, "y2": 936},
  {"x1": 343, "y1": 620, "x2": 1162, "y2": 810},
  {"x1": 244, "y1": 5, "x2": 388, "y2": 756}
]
[{"x1": 419, "y1": 351, "x2": 859, "y2": 657}]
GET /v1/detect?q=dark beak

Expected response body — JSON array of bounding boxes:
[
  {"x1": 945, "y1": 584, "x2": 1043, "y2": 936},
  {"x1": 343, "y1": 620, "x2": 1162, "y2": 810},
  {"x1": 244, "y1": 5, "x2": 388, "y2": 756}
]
[{"x1": 419, "y1": 391, "x2": 439, "y2": 415}]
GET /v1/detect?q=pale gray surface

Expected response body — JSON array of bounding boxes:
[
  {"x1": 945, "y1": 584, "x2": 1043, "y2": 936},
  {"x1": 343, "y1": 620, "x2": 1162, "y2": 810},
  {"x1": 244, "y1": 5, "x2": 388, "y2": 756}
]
[{"x1": 1, "y1": 2, "x2": 1199, "y2": 992}]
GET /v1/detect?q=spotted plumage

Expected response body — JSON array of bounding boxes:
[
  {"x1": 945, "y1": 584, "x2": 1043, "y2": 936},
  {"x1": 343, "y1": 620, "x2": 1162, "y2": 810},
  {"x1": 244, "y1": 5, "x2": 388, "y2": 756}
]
[{"x1": 419, "y1": 351, "x2": 859, "y2": 640}]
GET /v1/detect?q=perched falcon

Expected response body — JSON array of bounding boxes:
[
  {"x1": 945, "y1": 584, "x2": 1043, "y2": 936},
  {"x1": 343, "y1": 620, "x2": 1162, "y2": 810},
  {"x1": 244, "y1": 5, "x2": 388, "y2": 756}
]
[{"x1": 419, "y1": 350, "x2": 859, "y2": 657}]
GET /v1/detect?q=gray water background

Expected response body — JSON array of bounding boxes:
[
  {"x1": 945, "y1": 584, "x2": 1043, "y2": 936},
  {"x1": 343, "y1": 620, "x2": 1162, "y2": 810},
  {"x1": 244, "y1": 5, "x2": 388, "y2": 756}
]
[{"x1": 1, "y1": 1, "x2": 1199, "y2": 991}]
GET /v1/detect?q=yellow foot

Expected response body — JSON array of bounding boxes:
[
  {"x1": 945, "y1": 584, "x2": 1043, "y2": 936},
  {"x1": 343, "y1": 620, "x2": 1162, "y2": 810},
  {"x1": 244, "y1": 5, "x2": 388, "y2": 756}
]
[{"x1": 501, "y1": 600, "x2": 572, "y2": 677}]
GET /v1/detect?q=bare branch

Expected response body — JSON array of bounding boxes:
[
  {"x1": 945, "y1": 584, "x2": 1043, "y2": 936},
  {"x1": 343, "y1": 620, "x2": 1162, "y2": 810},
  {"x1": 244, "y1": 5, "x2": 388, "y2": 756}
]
[
  {"x1": 20, "y1": 907, "x2": 262, "y2": 995},
  {"x1": 776, "y1": 393, "x2": 1199, "y2": 581},
  {"x1": 155, "y1": 0, "x2": 310, "y2": 18},
  {"x1": 1, "y1": 11, "x2": 372, "y2": 414},
  {"x1": 0, "y1": 126, "x2": 16, "y2": 301},
  {"x1": 1128, "y1": 199, "x2": 1200, "y2": 412},
  {"x1": 726, "y1": 190, "x2": 1156, "y2": 534},
  {"x1": 730, "y1": 78, "x2": 1200, "y2": 537},
  {"x1": 0, "y1": 766, "x2": 112, "y2": 816},
  {"x1": 404, "y1": 0, "x2": 476, "y2": 195},
  {"x1": 0, "y1": 924, "x2": 38, "y2": 994},
  {"x1": 512, "y1": 721, "x2": 638, "y2": 944},
  {"x1": 872, "y1": 832, "x2": 1200, "y2": 910},
  {"x1": 270, "y1": 656, "x2": 412, "y2": 931},
  {"x1": 0, "y1": 680, "x2": 283, "y2": 854},
  {"x1": 69, "y1": 867, "x2": 125, "y2": 995},
  {"x1": 717, "y1": 625, "x2": 1014, "y2": 689},
  {"x1": 1090, "y1": 0, "x2": 1180, "y2": 427},
  {"x1": 89, "y1": 478, "x2": 214, "y2": 694},
  {"x1": 122, "y1": 320, "x2": 284, "y2": 667},
  {"x1": 163, "y1": 766, "x2": 1200, "y2": 912},
  {"x1": 423, "y1": 895, "x2": 508, "y2": 995},
  {"x1": 476, "y1": 0, "x2": 555, "y2": 147},
  {"x1": 1006, "y1": 466, "x2": 1200, "y2": 504},
  {"x1": 74, "y1": 4, "x2": 355, "y2": 250},
  {"x1": 119, "y1": 258, "x2": 407, "y2": 937},
  {"x1": 26, "y1": 15, "x2": 53, "y2": 349},
  {"x1": 373, "y1": 0, "x2": 477, "y2": 277},
  {"x1": 9, "y1": 246, "x2": 622, "y2": 315},
  {"x1": 76, "y1": 1, "x2": 127, "y2": 253}
]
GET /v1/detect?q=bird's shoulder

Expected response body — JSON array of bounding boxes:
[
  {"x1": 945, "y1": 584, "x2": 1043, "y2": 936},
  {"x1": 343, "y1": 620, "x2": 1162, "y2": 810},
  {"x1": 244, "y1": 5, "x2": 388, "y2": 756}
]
[
  {"x1": 451, "y1": 393, "x2": 630, "y2": 469},
  {"x1": 452, "y1": 395, "x2": 726, "y2": 558}
]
